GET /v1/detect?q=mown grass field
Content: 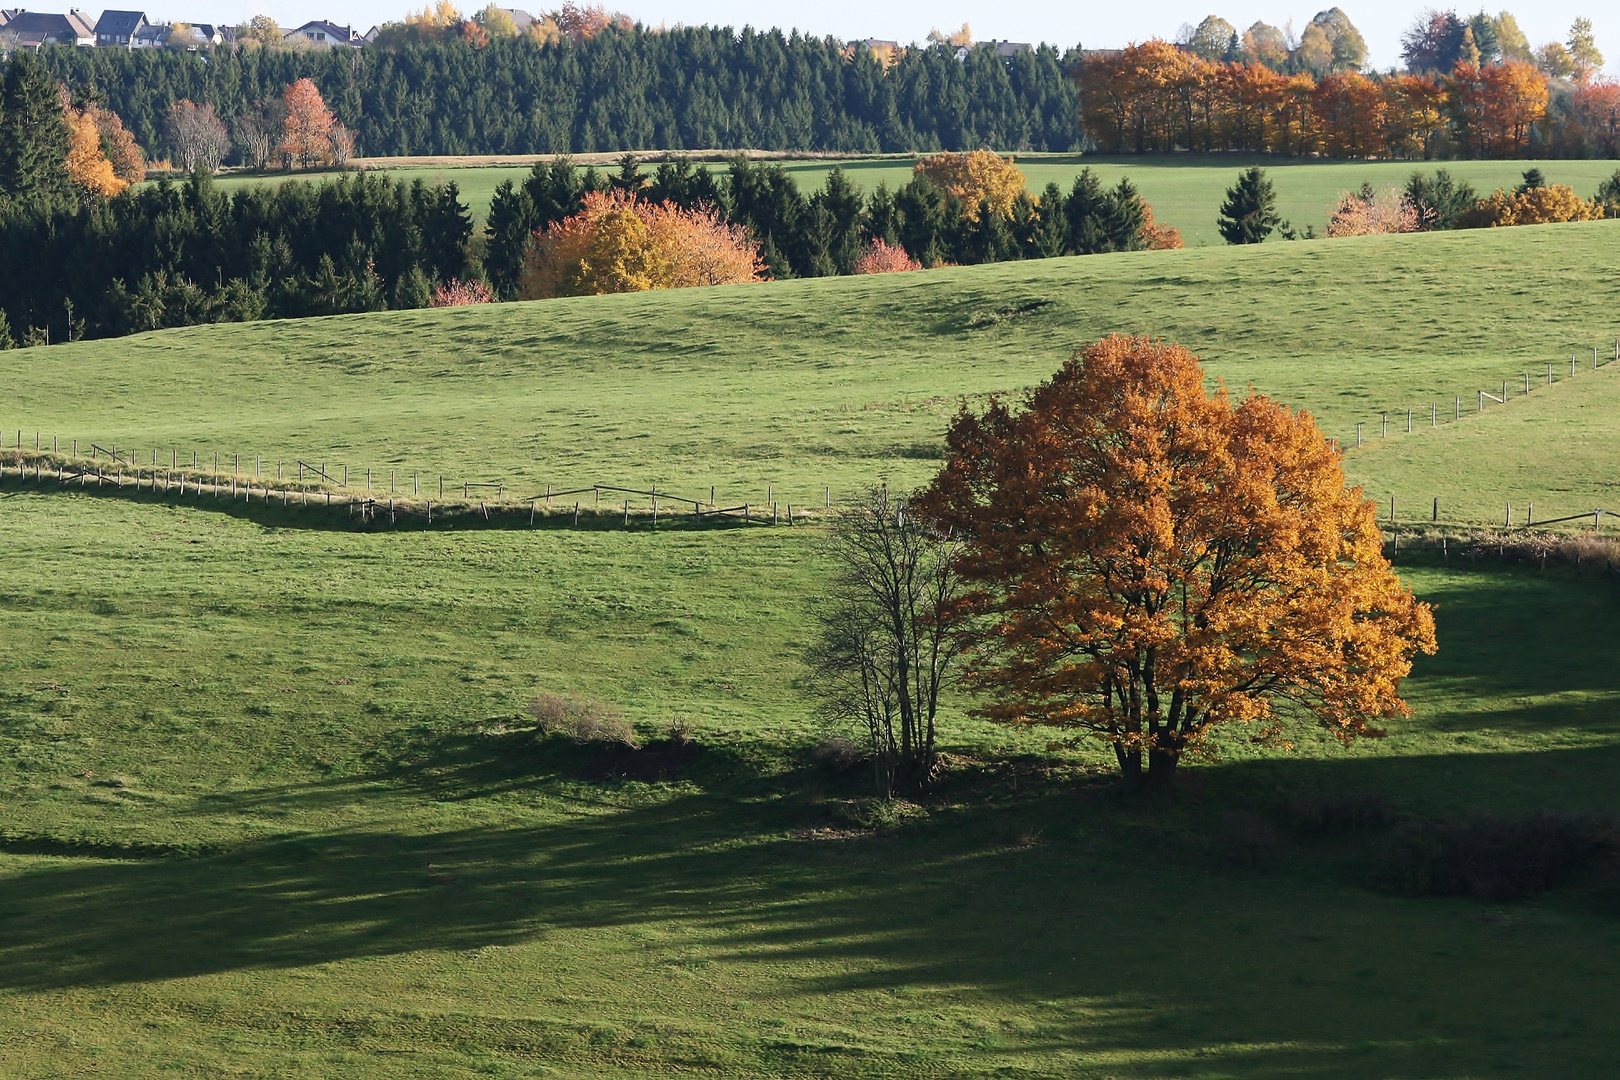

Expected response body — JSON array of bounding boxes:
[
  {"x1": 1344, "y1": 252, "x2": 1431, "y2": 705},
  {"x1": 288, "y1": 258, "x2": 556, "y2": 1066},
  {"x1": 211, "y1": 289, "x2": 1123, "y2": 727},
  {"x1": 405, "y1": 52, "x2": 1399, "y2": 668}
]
[
  {"x1": 3, "y1": 220, "x2": 1620, "y2": 1077},
  {"x1": 204, "y1": 155, "x2": 1620, "y2": 245}
]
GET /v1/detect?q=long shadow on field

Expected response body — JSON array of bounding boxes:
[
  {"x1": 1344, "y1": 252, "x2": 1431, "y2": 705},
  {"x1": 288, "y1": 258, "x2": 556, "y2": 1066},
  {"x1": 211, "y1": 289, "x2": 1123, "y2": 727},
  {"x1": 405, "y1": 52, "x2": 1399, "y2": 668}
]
[{"x1": 2, "y1": 745, "x2": 1620, "y2": 1076}]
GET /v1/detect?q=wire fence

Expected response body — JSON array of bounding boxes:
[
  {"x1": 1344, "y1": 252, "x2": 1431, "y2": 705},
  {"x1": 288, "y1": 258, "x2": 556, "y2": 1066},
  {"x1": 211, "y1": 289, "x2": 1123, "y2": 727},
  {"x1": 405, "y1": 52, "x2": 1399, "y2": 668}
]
[
  {"x1": 0, "y1": 445, "x2": 831, "y2": 531},
  {"x1": 1334, "y1": 338, "x2": 1619, "y2": 452}
]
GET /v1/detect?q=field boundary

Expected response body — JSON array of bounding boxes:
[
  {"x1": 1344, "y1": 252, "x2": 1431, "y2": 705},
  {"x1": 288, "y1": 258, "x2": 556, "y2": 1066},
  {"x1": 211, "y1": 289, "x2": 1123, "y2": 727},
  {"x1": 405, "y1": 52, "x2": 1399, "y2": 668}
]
[
  {"x1": 1337, "y1": 338, "x2": 1620, "y2": 452},
  {"x1": 0, "y1": 450, "x2": 819, "y2": 532}
]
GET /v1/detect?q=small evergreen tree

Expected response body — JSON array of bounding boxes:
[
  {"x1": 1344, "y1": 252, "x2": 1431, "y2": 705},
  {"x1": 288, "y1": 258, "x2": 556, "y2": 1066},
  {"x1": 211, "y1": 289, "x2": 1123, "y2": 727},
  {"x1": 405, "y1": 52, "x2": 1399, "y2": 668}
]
[
  {"x1": 485, "y1": 179, "x2": 538, "y2": 299},
  {"x1": 1218, "y1": 167, "x2": 1281, "y2": 245}
]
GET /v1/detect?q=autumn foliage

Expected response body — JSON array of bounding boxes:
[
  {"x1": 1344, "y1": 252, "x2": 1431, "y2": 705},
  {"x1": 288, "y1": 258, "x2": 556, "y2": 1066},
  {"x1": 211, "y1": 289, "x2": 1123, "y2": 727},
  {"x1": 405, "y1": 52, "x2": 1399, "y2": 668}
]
[
  {"x1": 1456, "y1": 184, "x2": 1602, "y2": 227},
  {"x1": 1326, "y1": 185, "x2": 1423, "y2": 236},
  {"x1": 519, "y1": 189, "x2": 765, "y2": 299},
  {"x1": 430, "y1": 278, "x2": 495, "y2": 306},
  {"x1": 914, "y1": 151, "x2": 1026, "y2": 222},
  {"x1": 280, "y1": 78, "x2": 335, "y2": 170},
  {"x1": 919, "y1": 336, "x2": 1436, "y2": 791},
  {"x1": 853, "y1": 238, "x2": 922, "y2": 274},
  {"x1": 1077, "y1": 41, "x2": 1552, "y2": 158},
  {"x1": 63, "y1": 105, "x2": 126, "y2": 197}
]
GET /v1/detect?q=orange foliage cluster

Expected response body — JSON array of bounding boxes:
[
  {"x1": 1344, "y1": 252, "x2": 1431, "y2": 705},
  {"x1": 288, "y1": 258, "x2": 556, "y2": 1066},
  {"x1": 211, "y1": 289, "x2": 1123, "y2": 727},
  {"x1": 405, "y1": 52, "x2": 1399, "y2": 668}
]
[
  {"x1": 1567, "y1": 80, "x2": 1620, "y2": 158},
  {"x1": 1457, "y1": 184, "x2": 1602, "y2": 227},
  {"x1": 551, "y1": 2, "x2": 630, "y2": 43},
  {"x1": 430, "y1": 278, "x2": 495, "y2": 306},
  {"x1": 1326, "y1": 186, "x2": 1423, "y2": 236},
  {"x1": 64, "y1": 106, "x2": 126, "y2": 197},
  {"x1": 1078, "y1": 40, "x2": 1551, "y2": 158},
  {"x1": 919, "y1": 335, "x2": 1436, "y2": 789},
  {"x1": 853, "y1": 239, "x2": 923, "y2": 274},
  {"x1": 81, "y1": 103, "x2": 145, "y2": 183},
  {"x1": 1138, "y1": 203, "x2": 1183, "y2": 249},
  {"x1": 914, "y1": 150, "x2": 1026, "y2": 222},
  {"x1": 280, "y1": 78, "x2": 334, "y2": 169},
  {"x1": 520, "y1": 189, "x2": 765, "y2": 299}
]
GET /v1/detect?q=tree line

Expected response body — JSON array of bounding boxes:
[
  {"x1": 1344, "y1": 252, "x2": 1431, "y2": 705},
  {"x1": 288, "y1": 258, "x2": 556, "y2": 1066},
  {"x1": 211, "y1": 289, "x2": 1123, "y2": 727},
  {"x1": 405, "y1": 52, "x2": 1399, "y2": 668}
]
[
  {"x1": 26, "y1": 28, "x2": 1084, "y2": 160},
  {"x1": 483, "y1": 152, "x2": 1175, "y2": 300},
  {"x1": 1077, "y1": 39, "x2": 1619, "y2": 159}
]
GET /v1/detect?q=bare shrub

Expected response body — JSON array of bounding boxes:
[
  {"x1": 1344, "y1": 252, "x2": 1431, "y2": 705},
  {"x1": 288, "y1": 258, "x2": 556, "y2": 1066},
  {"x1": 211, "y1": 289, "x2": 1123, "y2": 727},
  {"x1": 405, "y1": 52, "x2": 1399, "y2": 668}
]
[
  {"x1": 1376, "y1": 812, "x2": 1615, "y2": 901},
  {"x1": 810, "y1": 735, "x2": 863, "y2": 773},
  {"x1": 527, "y1": 692, "x2": 637, "y2": 747}
]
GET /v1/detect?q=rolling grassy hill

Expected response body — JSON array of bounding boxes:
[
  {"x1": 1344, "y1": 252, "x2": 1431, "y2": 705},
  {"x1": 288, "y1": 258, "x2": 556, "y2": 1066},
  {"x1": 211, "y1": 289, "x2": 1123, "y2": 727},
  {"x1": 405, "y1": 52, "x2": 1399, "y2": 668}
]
[
  {"x1": 2, "y1": 221, "x2": 1620, "y2": 1078},
  {"x1": 5, "y1": 218, "x2": 1619, "y2": 523}
]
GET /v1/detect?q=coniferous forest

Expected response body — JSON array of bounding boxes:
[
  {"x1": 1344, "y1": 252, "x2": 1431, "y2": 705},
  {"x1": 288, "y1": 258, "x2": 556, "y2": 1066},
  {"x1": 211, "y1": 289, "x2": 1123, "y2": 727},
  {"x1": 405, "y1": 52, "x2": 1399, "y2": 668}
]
[{"x1": 36, "y1": 30, "x2": 1085, "y2": 159}]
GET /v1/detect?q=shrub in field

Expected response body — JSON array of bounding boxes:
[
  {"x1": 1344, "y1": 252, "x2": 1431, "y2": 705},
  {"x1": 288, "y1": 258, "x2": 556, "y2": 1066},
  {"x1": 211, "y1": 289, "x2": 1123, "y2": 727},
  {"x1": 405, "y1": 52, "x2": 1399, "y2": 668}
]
[
  {"x1": 1138, "y1": 202, "x2": 1184, "y2": 249},
  {"x1": 1376, "y1": 812, "x2": 1615, "y2": 901},
  {"x1": 519, "y1": 189, "x2": 765, "y2": 299},
  {"x1": 1596, "y1": 169, "x2": 1620, "y2": 218},
  {"x1": 1456, "y1": 184, "x2": 1602, "y2": 228},
  {"x1": 527, "y1": 692, "x2": 638, "y2": 747},
  {"x1": 1326, "y1": 184, "x2": 1423, "y2": 236},
  {"x1": 430, "y1": 278, "x2": 494, "y2": 307},
  {"x1": 914, "y1": 150, "x2": 1026, "y2": 222},
  {"x1": 852, "y1": 239, "x2": 922, "y2": 274}
]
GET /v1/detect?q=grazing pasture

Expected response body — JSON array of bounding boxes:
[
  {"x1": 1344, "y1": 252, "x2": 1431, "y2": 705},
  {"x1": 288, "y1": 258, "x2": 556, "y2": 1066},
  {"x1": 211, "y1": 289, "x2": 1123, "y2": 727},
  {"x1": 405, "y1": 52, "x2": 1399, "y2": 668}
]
[{"x1": 3, "y1": 218, "x2": 1620, "y2": 1077}]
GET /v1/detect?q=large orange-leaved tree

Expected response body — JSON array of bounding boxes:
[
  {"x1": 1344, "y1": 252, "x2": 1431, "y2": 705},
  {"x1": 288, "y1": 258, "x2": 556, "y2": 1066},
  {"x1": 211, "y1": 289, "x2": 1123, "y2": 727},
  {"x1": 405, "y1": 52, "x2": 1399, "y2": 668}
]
[{"x1": 918, "y1": 336, "x2": 1436, "y2": 792}]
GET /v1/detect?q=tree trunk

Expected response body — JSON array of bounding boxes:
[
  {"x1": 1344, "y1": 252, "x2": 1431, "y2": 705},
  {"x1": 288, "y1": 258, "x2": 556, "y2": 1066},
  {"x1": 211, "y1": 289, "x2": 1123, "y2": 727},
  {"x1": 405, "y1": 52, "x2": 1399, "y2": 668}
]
[
  {"x1": 1115, "y1": 744, "x2": 1144, "y2": 792},
  {"x1": 1145, "y1": 745, "x2": 1180, "y2": 792}
]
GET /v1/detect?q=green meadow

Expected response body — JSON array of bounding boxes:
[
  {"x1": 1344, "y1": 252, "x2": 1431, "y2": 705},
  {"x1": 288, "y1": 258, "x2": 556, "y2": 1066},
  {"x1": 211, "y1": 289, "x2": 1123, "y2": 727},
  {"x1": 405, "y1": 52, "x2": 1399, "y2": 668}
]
[
  {"x1": 3, "y1": 220, "x2": 1620, "y2": 1077},
  {"x1": 205, "y1": 155, "x2": 1620, "y2": 245}
]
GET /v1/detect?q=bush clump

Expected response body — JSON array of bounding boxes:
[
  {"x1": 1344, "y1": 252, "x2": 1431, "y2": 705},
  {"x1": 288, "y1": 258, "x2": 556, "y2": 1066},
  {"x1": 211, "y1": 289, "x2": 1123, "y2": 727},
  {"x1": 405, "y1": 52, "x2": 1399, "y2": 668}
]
[
  {"x1": 1375, "y1": 811, "x2": 1615, "y2": 902},
  {"x1": 527, "y1": 692, "x2": 638, "y2": 748}
]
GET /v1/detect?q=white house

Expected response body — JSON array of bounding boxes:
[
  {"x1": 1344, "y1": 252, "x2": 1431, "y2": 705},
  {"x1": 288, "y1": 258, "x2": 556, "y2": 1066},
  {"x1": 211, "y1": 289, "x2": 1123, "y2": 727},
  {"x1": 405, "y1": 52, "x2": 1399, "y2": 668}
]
[{"x1": 283, "y1": 19, "x2": 360, "y2": 47}]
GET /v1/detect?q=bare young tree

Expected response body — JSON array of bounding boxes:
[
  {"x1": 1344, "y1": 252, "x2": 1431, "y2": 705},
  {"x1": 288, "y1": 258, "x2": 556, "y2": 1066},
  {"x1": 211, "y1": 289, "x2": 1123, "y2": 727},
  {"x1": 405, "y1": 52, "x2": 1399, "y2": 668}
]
[
  {"x1": 329, "y1": 123, "x2": 357, "y2": 168},
  {"x1": 806, "y1": 486, "x2": 964, "y2": 795},
  {"x1": 165, "y1": 100, "x2": 230, "y2": 173},
  {"x1": 232, "y1": 115, "x2": 274, "y2": 171}
]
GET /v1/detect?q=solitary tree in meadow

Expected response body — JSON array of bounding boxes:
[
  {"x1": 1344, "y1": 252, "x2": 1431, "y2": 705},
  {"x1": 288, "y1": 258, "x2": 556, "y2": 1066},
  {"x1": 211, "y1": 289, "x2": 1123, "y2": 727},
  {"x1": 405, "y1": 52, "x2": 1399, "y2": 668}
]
[
  {"x1": 1217, "y1": 166, "x2": 1281, "y2": 244},
  {"x1": 919, "y1": 336, "x2": 1436, "y2": 792}
]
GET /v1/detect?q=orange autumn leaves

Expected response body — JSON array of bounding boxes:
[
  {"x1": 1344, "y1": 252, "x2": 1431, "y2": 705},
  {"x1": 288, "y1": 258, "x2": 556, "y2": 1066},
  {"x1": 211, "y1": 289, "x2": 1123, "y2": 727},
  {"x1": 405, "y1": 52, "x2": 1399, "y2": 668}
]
[
  {"x1": 1078, "y1": 39, "x2": 1554, "y2": 158},
  {"x1": 919, "y1": 336, "x2": 1435, "y2": 788},
  {"x1": 519, "y1": 189, "x2": 765, "y2": 298}
]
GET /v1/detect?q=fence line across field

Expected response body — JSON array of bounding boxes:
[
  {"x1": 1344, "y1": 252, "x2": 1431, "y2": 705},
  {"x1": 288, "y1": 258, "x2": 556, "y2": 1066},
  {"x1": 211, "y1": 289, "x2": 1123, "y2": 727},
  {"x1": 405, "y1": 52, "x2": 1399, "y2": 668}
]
[
  {"x1": 1344, "y1": 337, "x2": 1618, "y2": 450},
  {"x1": 0, "y1": 447, "x2": 826, "y2": 530}
]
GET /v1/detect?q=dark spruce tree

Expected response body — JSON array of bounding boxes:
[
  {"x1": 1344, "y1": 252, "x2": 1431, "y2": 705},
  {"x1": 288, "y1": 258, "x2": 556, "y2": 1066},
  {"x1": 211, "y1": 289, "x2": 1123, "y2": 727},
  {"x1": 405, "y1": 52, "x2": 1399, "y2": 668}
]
[
  {"x1": 1218, "y1": 166, "x2": 1281, "y2": 245},
  {"x1": 0, "y1": 52, "x2": 73, "y2": 214}
]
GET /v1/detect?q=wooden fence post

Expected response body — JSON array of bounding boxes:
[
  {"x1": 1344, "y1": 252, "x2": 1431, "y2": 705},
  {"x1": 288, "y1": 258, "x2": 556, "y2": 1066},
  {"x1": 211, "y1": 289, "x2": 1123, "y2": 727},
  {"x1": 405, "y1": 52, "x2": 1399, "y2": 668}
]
[
  {"x1": 1355, "y1": 423, "x2": 1363, "y2": 447},
  {"x1": 623, "y1": 499, "x2": 630, "y2": 525},
  {"x1": 1432, "y1": 497, "x2": 1438, "y2": 522}
]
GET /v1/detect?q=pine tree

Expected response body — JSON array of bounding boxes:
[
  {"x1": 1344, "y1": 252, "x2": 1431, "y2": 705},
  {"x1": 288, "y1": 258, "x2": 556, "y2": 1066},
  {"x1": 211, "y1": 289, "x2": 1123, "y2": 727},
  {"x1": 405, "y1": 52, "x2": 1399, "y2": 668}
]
[
  {"x1": 485, "y1": 179, "x2": 537, "y2": 299},
  {"x1": 0, "y1": 52, "x2": 73, "y2": 212},
  {"x1": 1217, "y1": 167, "x2": 1281, "y2": 245}
]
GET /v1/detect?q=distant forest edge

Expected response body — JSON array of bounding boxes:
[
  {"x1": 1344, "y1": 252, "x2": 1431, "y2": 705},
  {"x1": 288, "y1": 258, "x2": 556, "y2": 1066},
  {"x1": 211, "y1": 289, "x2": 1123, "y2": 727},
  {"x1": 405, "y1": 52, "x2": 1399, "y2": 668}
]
[{"x1": 33, "y1": 31, "x2": 1086, "y2": 158}]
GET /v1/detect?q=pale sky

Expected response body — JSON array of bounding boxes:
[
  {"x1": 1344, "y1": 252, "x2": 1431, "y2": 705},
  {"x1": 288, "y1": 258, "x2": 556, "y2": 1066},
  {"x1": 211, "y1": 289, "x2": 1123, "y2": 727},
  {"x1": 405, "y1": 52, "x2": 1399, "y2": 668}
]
[{"x1": 135, "y1": 1, "x2": 1619, "y2": 77}]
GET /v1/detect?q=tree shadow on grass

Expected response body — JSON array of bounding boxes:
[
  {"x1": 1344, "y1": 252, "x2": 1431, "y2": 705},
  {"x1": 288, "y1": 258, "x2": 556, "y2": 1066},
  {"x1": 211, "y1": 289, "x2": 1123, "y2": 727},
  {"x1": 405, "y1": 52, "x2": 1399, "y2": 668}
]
[{"x1": 2, "y1": 746, "x2": 1620, "y2": 1076}]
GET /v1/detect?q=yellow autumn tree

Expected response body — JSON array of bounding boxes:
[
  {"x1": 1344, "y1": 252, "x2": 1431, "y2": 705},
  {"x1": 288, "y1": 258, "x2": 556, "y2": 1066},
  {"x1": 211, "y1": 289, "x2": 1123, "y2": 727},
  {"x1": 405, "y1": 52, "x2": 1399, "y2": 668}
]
[
  {"x1": 64, "y1": 106, "x2": 126, "y2": 197},
  {"x1": 1457, "y1": 184, "x2": 1602, "y2": 227},
  {"x1": 519, "y1": 189, "x2": 765, "y2": 298},
  {"x1": 915, "y1": 150, "x2": 1026, "y2": 222}
]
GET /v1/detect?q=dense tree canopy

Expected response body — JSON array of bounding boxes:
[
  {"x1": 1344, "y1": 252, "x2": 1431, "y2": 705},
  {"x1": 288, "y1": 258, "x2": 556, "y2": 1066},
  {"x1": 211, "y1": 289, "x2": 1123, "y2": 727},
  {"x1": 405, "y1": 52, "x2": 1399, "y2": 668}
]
[
  {"x1": 27, "y1": 30, "x2": 1083, "y2": 158},
  {"x1": 919, "y1": 336, "x2": 1436, "y2": 791}
]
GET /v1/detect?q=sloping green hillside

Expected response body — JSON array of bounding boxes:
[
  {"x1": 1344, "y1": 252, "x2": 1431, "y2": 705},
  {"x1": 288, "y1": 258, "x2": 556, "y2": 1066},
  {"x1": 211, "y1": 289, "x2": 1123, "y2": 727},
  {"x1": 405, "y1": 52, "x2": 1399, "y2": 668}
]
[{"x1": 6, "y1": 219, "x2": 1620, "y2": 523}]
